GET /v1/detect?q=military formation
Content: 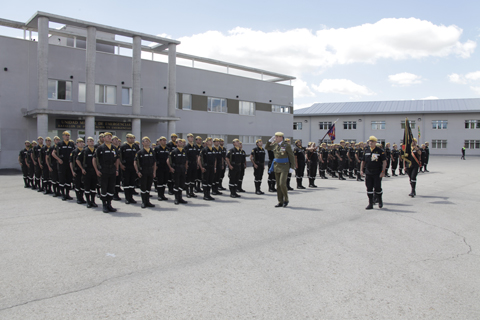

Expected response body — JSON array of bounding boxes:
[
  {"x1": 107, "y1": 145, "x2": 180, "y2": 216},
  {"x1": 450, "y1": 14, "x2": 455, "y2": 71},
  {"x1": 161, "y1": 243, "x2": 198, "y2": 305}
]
[{"x1": 18, "y1": 132, "x2": 431, "y2": 212}]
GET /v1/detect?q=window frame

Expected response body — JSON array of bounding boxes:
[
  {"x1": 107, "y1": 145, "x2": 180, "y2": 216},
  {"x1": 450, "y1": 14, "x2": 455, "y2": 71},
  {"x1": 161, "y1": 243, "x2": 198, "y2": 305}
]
[
  {"x1": 343, "y1": 121, "x2": 357, "y2": 130},
  {"x1": 272, "y1": 105, "x2": 290, "y2": 114},
  {"x1": 293, "y1": 122, "x2": 303, "y2": 130},
  {"x1": 432, "y1": 120, "x2": 448, "y2": 130},
  {"x1": 371, "y1": 121, "x2": 386, "y2": 130},
  {"x1": 400, "y1": 120, "x2": 416, "y2": 129},
  {"x1": 48, "y1": 79, "x2": 72, "y2": 101},
  {"x1": 95, "y1": 84, "x2": 117, "y2": 105},
  {"x1": 318, "y1": 121, "x2": 333, "y2": 130},
  {"x1": 207, "y1": 97, "x2": 228, "y2": 113},
  {"x1": 239, "y1": 101, "x2": 255, "y2": 116},
  {"x1": 431, "y1": 139, "x2": 448, "y2": 149}
]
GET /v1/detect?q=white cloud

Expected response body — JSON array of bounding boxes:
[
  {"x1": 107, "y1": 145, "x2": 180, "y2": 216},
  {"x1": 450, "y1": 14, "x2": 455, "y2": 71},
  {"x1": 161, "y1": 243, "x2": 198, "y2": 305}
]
[
  {"x1": 421, "y1": 96, "x2": 439, "y2": 100},
  {"x1": 174, "y1": 18, "x2": 475, "y2": 76},
  {"x1": 448, "y1": 73, "x2": 466, "y2": 84},
  {"x1": 312, "y1": 79, "x2": 375, "y2": 97},
  {"x1": 470, "y1": 86, "x2": 480, "y2": 95},
  {"x1": 465, "y1": 71, "x2": 480, "y2": 81},
  {"x1": 293, "y1": 79, "x2": 315, "y2": 98},
  {"x1": 388, "y1": 72, "x2": 422, "y2": 86}
]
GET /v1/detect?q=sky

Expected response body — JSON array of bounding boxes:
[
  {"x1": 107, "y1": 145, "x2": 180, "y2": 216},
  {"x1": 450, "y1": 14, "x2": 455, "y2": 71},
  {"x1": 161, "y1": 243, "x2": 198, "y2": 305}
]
[{"x1": 1, "y1": 0, "x2": 479, "y2": 110}]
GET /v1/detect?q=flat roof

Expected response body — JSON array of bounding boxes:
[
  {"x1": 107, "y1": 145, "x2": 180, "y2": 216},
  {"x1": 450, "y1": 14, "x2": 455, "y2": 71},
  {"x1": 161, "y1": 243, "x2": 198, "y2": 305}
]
[{"x1": 294, "y1": 98, "x2": 480, "y2": 116}]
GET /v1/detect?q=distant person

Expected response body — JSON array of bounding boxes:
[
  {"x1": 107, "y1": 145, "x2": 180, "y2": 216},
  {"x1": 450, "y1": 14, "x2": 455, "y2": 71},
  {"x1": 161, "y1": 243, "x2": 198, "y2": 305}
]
[
  {"x1": 461, "y1": 145, "x2": 466, "y2": 160},
  {"x1": 423, "y1": 142, "x2": 430, "y2": 172},
  {"x1": 360, "y1": 136, "x2": 386, "y2": 210}
]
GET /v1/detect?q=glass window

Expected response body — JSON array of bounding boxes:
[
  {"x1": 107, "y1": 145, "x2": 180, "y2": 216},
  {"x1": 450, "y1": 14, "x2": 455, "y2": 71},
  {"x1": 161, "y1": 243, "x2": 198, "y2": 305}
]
[
  {"x1": 432, "y1": 120, "x2": 447, "y2": 129},
  {"x1": 239, "y1": 101, "x2": 255, "y2": 116},
  {"x1": 293, "y1": 122, "x2": 302, "y2": 130},
  {"x1": 122, "y1": 87, "x2": 132, "y2": 105},
  {"x1": 401, "y1": 120, "x2": 415, "y2": 129},
  {"x1": 465, "y1": 120, "x2": 480, "y2": 129},
  {"x1": 319, "y1": 122, "x2": 332, "y2": 130},
  {"x1": 95, "y1": 84, "x2": 116, "y2": 104},
  {"x1": 371, "y1": 121, "x2": 386, "y2": 130},
  {"x1": 432, "y1": 139, "x2": 447, "y2": 149},
  {"x1": 48, "y1": 79, "x2": 72, "y2": 100},
  {"x1": 343, "y1": 121, "x2": 357, "y2": 130},
  {"x1": 208, "y1": 97, "x2": 227, "y2": 113},
  {"x1": 272, "y1": 105, "x2": 289, "y2": 113},
  {"x1": 239, "y1": 135, "x2": 261, "y2": 144},
  {"x1": 182, "y1": 94, "x2": 192, "y2": 110},
  {"x1": 78, "y1": 83, "x2": 86, "y2": 103},
  {"x1": 209, "y1": 134, "x2": 227, "y2": 141}
]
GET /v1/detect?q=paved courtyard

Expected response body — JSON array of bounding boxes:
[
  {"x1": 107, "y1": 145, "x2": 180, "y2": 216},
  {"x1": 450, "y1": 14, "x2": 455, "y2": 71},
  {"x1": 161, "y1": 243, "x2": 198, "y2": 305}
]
[{"x1": 0, "y1": 156, "x2": 479, "y2": 319}]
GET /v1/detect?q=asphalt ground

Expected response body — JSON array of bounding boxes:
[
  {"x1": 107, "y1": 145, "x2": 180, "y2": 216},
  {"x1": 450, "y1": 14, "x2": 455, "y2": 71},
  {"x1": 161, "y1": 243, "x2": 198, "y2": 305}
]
[{"x1": 0, "y1": 156, "x2": 479, "y2": 319}]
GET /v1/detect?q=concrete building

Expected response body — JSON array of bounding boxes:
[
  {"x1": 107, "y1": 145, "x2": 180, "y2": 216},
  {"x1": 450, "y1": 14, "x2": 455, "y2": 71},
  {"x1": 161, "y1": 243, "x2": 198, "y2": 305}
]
[
  {"x1": 0, "y1": 12, "x2": 294, "y2": 169},
  {"x1": 293, "y1": 99, "x2": 480, "y2": 155}
]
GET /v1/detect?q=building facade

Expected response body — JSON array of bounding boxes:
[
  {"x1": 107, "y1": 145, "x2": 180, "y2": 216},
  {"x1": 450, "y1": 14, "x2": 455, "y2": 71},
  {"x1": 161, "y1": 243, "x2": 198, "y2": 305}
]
[
  {"x1": 293, "y1": 99, "x2": 480, "y2": 156},
  {"x1": 0, "y1": 12, "x2": 294, "y2": 169}
]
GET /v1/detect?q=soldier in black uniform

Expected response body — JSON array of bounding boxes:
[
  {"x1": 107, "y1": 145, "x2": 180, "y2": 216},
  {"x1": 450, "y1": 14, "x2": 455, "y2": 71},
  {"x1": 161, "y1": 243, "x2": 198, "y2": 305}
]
[
  {"x1": 347, "y1": 141, "x2": 356, "y2": 179},
  {"x1": 399, "y1": 143, "x2": 405, "y2": 175},
  {"x1": 250, "y1": 139, "x2": 266, "y2": 194},
  {"x1": 424, "y1": 142, "x2": 430, "y2": 172},
  {"x1": 46, "y1": 136, "x2": 61, "y2": 197},
  {"x1": 27, "y1": 141, "x2": 36, "y2": 188},
  {"x1": 218, "y1": 139, "x2": 227, "y2": 190},
  {"x1": 185, "y1": 133, "x2": 199, "y2": 198},
  {"x1": 52, "y1": 132, "x2": 75, "y2": 200},
  {"x1": 154, "y1": 136, "x2": 170, "y2": 201},
  {"x1": 167, "y1": 138, "x2": 188, "y2": 205},
  {"x1": 70, "y1": 138, "x2": 86, "y2": 204},
  {"x1": 19, "y1": 141, "x2": 31, "y2": 188},
  {"x1": 93, "y1": 132, "x2": 119, "y2": 213},
  {"x1": 212, "y1": 138, "x2": 224, "y2": 195},
  {"x1": 198, "y1": 137, "x2": 217, "y2": 200},
  {"x1": 94, "y1": 133, "x2": 104, "y2": 148},
  {"x1": 32, "y1": 137, "x2": 45, "y2": 192},
  {"x1": 319, "y1": 143, "x2": 329, "y2": 180},
  {"x1": 293, "y1": 140, "x2": 306, "y2": 188},
  {"x1": 267, "y1": 149, "x2": 276, "y2": 192},
  {"x1": 41, "y1": 137, "x2": 53, "y2": 194},
  {"x1": 391, "y1": 144, "x2": 399, "y2": 176},
  {"x1": 355, "y1": 142, "x2": 365, "y2": 181},
  {"x1": 194, "y1": 136, "x2": 204, "y2": 193},
  {"x1": 76, "y1": 137, "x2": 98, "y2": 208},
  {"x1": 225, "y1": 139, "x2": 243, "y2": 198},
  {"x1": 404, "y1": 139, "x2": 422, "y2": 197},
  {"x1": 337, "y1": 140, "x2": 347, "y2": 180},
  {"x1": 384, "y1": 143, "x2": 391, "y2": 177},
  {"x1": 237, "y1": 142, "x2": 247, "y2": 193},
  {"x1": 306, "y1": 142, "x2": 318, "y2": 187},
  {"x1": 111, "y1": 136, "x2": 122, "y2": 201},
  {"x1": 119, "y1": 133, "x2": 140, "y2": 204},
  {"x1": 360, "y1": 136, "x2": 386, "y2": 210},
  {"x1": 166, "y1": 133, "x2": 178, "y2": 195},
  {"x1": 134, "y1": 136, "x2": 157, "y2": 208}
]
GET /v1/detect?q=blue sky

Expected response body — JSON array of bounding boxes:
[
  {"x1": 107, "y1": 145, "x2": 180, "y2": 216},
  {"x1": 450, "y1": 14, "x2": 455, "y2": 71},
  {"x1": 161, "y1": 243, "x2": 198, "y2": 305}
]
[{"x1": 2, "y1": 0, "x2": 479, "y2": 109}]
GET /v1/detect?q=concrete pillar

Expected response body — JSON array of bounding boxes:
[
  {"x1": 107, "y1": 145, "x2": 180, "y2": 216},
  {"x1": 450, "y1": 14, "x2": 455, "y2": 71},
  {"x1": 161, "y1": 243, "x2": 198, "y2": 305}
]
[
  {"x1": 132, "y1": 36, "x2": 141, "y2": 116},
  {"x1": 167, "y1": 120, "x2": 176, "y2": 137},
  {"x1": 37, "y1": 16, "x2": 49, "y2": 111},
  {"x1": 85, "y1": 26, "x2": 97, "y2": 138},
  {"x1": 167, "y1": 43, "x2": 177, "y2": 136},
  {"x1": 37, "y1": 114, "x2": 48, "y2": 138},
  {"x1": 132, "y1": 118, "x2": 141, "y2": 141}
]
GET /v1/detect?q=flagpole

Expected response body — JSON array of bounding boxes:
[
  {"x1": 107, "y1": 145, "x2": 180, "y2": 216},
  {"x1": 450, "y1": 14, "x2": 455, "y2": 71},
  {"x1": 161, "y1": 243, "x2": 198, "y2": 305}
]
[{"x1": 320, "y1": 118, "x2": 339, "y2": 142}]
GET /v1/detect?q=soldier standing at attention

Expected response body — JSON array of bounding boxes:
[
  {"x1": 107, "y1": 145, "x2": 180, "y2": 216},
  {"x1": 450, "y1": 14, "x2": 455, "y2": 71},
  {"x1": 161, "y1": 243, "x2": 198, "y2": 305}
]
[
  {"x1": 284, "y1": 139, "x2": 294, "y2": 191},
  {"x1": 225, "y1": 139, "x2": 243, "y2": 198},
  {"x1": 166, "y1": 133, "x2": 178, "y2": 195},
  {"x1": 94, "y1": 133, "x2": 104, "y2": 148},
  {"x1": 46, "y1": 136, "x2": 61, "y2": 197},
  {"x1": 347, "y1": 142, "x2": 356, "y2": 179},
  {"x1": 391, "y1": 144, "x2": 399, "y2": 176},
  {"x1": 319, "y1": 142, "x2": 329, "y2": 180},
  {"x1": 306, "y1": 142, "x2": 318, "y2": 188},
  {"x1": 28, "y1": 141, "x2": 36, "y2": 188},
  {"x1": 42, "y1": 137, "x2": 53, "y2": 194},
  {"x1": 134, "y1": 137, "x2": 157, "y2": 208},
  {"x1": 154, "y1": 136, "x2": 170, "y2": 201},
  {"x1": 52, "y1": 132, "x2": 75, "y2": 200},
  {"x1": 360, "y1": 136, "x2": 387, "y2": 210},
  {"x1": 198, "y1": 137, "x2": 217, "y2": 201},
  {"x1": 194, "y1": 136, "x2": 204, "y2": 193},
  {"x1": 237, "y1": 142, "x2": 247, "y2": 193},
  {"x1": 111, "y1": 136, "x2": 122, "y2": 201},
  {"x1": 93, "y1": 132, "x2": 119, "y2": 213},
  {"x1": 250, "y1": 139, "x2": 266, "y2": 194},
  {"x1": 212, "y1": 138, "x2": 224, "y2": 195},
  {"x1": 267, "y1": 148, "x2": 276, "y2": 192},
  {"x1": 404, "y1": 139, "x2": 422, "y2": 197},
  {"x1": 119, "y1": 134, "x2": 140, "y2": 204},
  {"x1": 355, "y1": 142, "x2": 365, "y2": 181},
  {"x1": 32, "y1": 136, "x2": 45, "y2": 192},
  {"x1": 399, "y1": 143, "x2": 405, "y2": 175},
  {"x1": 167, "y1": 138, "x2": 188, "y2": 205},
  {"x1": 384, "y1": 143, "x2": 391, "y2": 177},
  {"x1": 218, "y1": 139, "x2": 227, "y2": 190},
  {"x1": 293, "y1": 140, "x2": 306, "y2": 188},
  {"x1": 70, "y1": 138, "x2": 86, "y2": 204},
  {"x1": 265, "y1": 132, "x2": 295, "y2": 208},
  {"x1": 185, "y1": 133, "x2": 199, "y2": 198},
  {"x1": 19, "y1": 141, "x2": 31, "y2": 188},
  {"x1": 423, "y1": 142, "x2": 430, "y2": 172},
  {"x1": 76, "y1": 137, "x2": 98, "y2": 208},
  {"x1": 336, "y1": 140, "x2": 347, "y2": 180}
]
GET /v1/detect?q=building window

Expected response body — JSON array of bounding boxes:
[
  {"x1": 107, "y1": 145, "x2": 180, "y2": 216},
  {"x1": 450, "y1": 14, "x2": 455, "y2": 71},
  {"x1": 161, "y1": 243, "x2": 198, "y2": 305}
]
[
  {"x1": 95, "y1": 85, "x2": 116, "y2": 104},
  {"x1": 432, "y1": 120, "x2": 448, "y2": 129},
  {"x1": 318, "y1": 139, "x2": 332, "y2": 145},
  {"x1": 343, "y1": 121, "x2": 357, "y2": 130},
  {"x1": 122, "y1": 87, "x2": 132, "y2": 105},
  {"x1": 293, "y1": 122, "x2": 303, "y2": 130},
  {"x1": 239, "y1": 135, "x2": 262, "y2": 144},
  {"x1": 401, "y1": 120, "x2": 415, "y2": 129},
  {"x1": 431, "y1": 139, "x2": 447, "y2": 149},
  {"x1": 371, "y1": 121, "x2": 386, "y2": 130},
  {"x1": 465, "y1": 120, "x2": 480, "y2": 129},
  {"x1": 182, "y1": 94, "x2": 192, "y2": 110},
  {"x1": 208, "y1": 97, "x2": 227, "y2": 113},
  {"x1": 78, "y1": 83, "x2": 86, "y2": 102},
  {"x1": 465, "y1": 140, "x2": 480, "y2": 149},
  {"x1": 239, "y1": 101, "x2": 255, "y2": 116},
  {"x1": 319, "y1": 122, "x2": 332, "y2": 130},
  {"x1": 272, "y1": 105, "x2": 289, "y2": 113},
  {"x1": 48, "y1": 79, "x2": 72, "y2": 100},
  {"x1": 209, "y1": 134, "x2": 227, "y2": 141}
]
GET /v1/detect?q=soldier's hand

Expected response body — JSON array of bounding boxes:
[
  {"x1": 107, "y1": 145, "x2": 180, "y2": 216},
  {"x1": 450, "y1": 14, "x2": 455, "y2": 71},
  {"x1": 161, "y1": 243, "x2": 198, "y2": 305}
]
[
  {"x1": 58, "y1": 159, "x2": 63, "y2": 164},
  {"x1": 96, "y1": 170, "x2": 102, "y2": 177},
  {"x1": 229, "y1": 165, "x2": 233, "y2": 170},
  {"x1": 26, "y1": 164, "x2": 30, "y2": 168},
  {"x1": 72, "y1": 172, "x2": 76, "y2": 177},
  {"x1": 202, "y1": 168, "x2": 206, "y2": 173},
  {"x1": 360, "y1": 170, "x2": 364, "y2": 177},
  {"x1": 49, "y1": 167, "x2": 53, "y2": 172},
  {"x1": 82, "y1": 169, "x2": 86, "y2": 175},
  {"x1": 39, "y1": 164, "x2": 43, "y2": 169},
  {"x1": 380, "y1": 172, "x2": 385, "y2": 178},
  {"x1": 116, "y1": 171, "x2": 119, "y2": 177},
  {"x1": 120, "y1": 164, "x2": 126, "y2": 171},
  {"x1": 254, "y1": 164, "x2": 258, "y2": 169},
  {"x1": 170, "y1": 168, "x2": 175, "y2": 173},
  {"x1": 137, "y1": 172, "x2": 142, "y2": 178}
]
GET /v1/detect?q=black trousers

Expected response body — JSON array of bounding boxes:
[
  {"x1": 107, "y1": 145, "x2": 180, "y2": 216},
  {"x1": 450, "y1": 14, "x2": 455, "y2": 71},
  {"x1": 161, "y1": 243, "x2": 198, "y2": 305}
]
[
  {"x1": 399, "y1": 159, "x2": 404, "y2": 169},
  {"x1": 391, "y1": 159, "x2": 398, "y2": 170},
  {"x1": 174, "y1": 166, "x2": 186, "y2": 191},
  {"x1": 386, "y1": 159, "x2": 391, "y2": 170},
  {"x1": 34, "y1": 164, "x2": 42, "y2": 183},
  {"x1": 214, "y1": 165, "x2": 222, "y2": 185},
  {"x1": 406, "y1": 166, "x2": 419, "y2": 183},
  {"x1": 349, "y1": 160, "x2": 355, "y2": 171},
  {"x1": 28, "y1": 164, "x2": 34, "y2": 180},
  {"x1": 22, "y1": 164, "x2": 29, "y2": 179},
  {"x1": 229, "y1": 165, "x2": 242, "y2": 188},
  {"x1": 58, "y1": 163, "x2": 73, "y2": 187},
  {"x1": 83, "y1": 169, "x2": 98, "y2": 193},
  {"x1": 202, "y1": 166, "x2": 215, "y2": 187},
  {"x1": 156, "y1": 168, "x2": 169, "y2": 188},
  {"x1": 123, "y1": 167, "x2": 136, "y2": 190},
  {"x1": 254, "y1": 163, "x2": 265, "y2": 182},
  {"x1": 73, "y1": 170, "x2": 83, "y2": 191},
  {"x1": 365, "y1": 173, "x2": 382, "y2": 195},
  {"x1": 337, "y1": 160, "x2": 345, "y2": 172},
  {"x1": 140, "y1": 171, "x2": 154, "y2": 193},
  {"x1": 100, "y1": 171, "x2": 116, "y2": 199},
  {"x1": 309, "y1": 162, "x2": 318, "y2": 178},
  {"x1": 42, "y1": 164, "x2": 50, "y2": 182},
  {"x1": 296, "y1": 163, "x2": 305, "y2": 179},
  {"x1": 186, "y1": 165, "x2": 197, "y2": 186}
]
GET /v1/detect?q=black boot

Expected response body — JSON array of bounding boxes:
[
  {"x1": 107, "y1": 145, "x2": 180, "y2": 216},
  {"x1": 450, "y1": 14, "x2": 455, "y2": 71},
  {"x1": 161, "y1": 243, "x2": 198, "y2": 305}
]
[
  {"x1": 237, "y1": 180, "x2": 246, "y2": 192},
  {"x1": 195, "y1": 181, "x2": 203, "y2": 193},
  {"x1": 77, "y1": 190, "x2": 86, "y2": 204},
  {"x1": 61, "y1": 186, "x2": 67, "y2": 201},
  {"x1": 190, "y1": 184, "x2": 198, "y2": 197},
  {"x1": 218, "y1": 178, "x2": 226, "y2": 190},
  {"x1": 339, "y1": 172, "x2": 346, "y2": 180},
  {"x1": 268, "y1": 181, "x2": 275, "y2": 192},
  {"x1": 310, "y1": 178, "x2": 317, "y2": 188},
  {"x1": 409, "y1": 182, "x2": 416, "y2": 197},
  {"x1": 86, "y1": 193, "x2": 93, "y2": 208},
  {"x1": 424, "y1": 165, "x2": 429, "y2": 172},
  {"x1": 203, "y1": 186, "x2": 215, "y2": 201},
  {"x1": 90, "y1": 193, "x2": 98, "y2": 207},
  {"x1": 113, "y1": 187, "x2": 121, "y2": 201},
  {"x1": 287, "y1": 177, "x2": 293, "y2": 191},
  {"x1": 141, "y1": 193, "x2": 147, "y2": 208},
  {"x1": 125, "y1": 189, "x2": 132, "y2": 204},
  {"x1": 107, "y1": 197, "x2": 117, "y2": 212},
  {"x1": 186, "y1": 183, "x2": 192, "y2": 198},
  {"x1": 65, "y1": 186, "x2": 73, "y2": 200},
  {"x1": 212, "y1": 184, "x2": 222, "y2": 195},
  {"x1": 45, "y1": 182, "x2": 53, "y2": 194},
  {"x1": 157, "y1": 186, "x2": 168, "y2": 201},
  {"x1": 178, "y1": 191, "x2": 188, "y2": 204},
  {"x1": 366, "y1": 193, "x2": 374, "y2": 210},
  {"x1": 376, "y1": 192, "x2": 383, "y2": 208},
  {"x1": 349, "y1": 171, "x2": 355, "y2": 179},
  {"x1": 168, "y1": 181, "x2": 174, "y2": 195},
  {"x1": 102, "y1": 198, "x2": 109, "y2": 213},
  {"x1": 230, "y1": 186, "x2": 239, "y2": 198},
  {"x1": 146, "y1": 193, "x2": 155, "y2": 207}
]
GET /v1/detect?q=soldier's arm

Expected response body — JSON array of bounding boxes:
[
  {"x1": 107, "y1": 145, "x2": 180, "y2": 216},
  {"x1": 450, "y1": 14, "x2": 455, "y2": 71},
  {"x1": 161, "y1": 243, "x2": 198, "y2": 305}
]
[
  {"x1": 76, "y1": 152, "x2": 85, "y2": 174},
  {"x1": 360, "y1": 160, "x2": 365, "y2": 175},
  {"x1": 265, "y1": 141, "x2": 274, "y2": 151},
  {"x1": 93, "y1": 150, "x2": 101, "y2": 176},
  {"x1": 18, "y1": 154, "x2": 22, "y2": 166},
  {"x1": 287, "y1": 145, "x2": 295, "y2": 170},
  {"x1": 31, "y1": 150, "x2": 36, "y2": 165},
  {"x1": 225, "y1": 155, "x2": 233, "y2": 169}
]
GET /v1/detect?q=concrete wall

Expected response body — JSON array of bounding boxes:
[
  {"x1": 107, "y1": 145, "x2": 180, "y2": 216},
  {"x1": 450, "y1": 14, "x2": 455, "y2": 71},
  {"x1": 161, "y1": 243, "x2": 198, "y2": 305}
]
[{"x1": 293, "y1": 113, "x2": 480, "y2": 156}]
